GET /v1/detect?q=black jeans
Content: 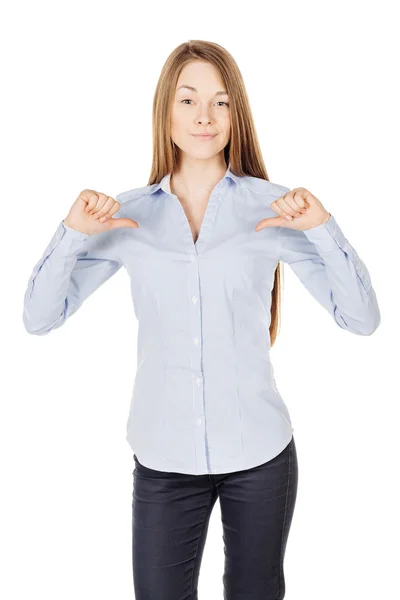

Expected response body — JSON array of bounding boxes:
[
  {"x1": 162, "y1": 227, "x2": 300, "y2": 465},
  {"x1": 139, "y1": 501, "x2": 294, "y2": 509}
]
[{"x1": 131, "y1": 435, "x2": 298, "y2": 600}]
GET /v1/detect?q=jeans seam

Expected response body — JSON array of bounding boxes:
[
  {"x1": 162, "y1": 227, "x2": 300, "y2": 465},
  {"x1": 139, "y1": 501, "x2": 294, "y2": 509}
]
[
  {"x1": 189, "y1": 494, "x2": 214, "y2": 598},
  {"x1": 277, "y1": 440, "x2": 292, "y2": 599}
]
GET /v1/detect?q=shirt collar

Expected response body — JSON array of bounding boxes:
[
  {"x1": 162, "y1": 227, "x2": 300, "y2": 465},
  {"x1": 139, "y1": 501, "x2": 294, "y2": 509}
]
[{"x1": 151, "y1": 163, "x2": 241, "y2": 195}]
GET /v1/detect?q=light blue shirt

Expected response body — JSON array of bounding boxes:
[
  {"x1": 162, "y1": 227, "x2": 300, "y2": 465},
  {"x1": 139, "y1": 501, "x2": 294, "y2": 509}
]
[{"x1": 22, "y1": 164, "x2": 381, "y2": 475}]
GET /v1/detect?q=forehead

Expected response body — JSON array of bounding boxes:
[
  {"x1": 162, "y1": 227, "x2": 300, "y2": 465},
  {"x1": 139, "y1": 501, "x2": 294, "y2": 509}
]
[
  {"x1": 175, "y1": 62, "x2": 227, "y2": 94},
  {"x1": 175, "y1": 84, "x2": 228, "y2": 95}
]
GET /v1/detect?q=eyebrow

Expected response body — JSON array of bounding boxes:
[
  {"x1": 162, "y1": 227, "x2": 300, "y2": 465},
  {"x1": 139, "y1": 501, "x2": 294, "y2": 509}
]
[{"x1": 176, "y1": 85, "x2": 228, "y2": 96}]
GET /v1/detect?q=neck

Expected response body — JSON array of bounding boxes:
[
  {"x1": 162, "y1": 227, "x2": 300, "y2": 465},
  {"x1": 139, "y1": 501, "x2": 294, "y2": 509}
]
[{"x1": 170, "y1": 157, "x2": 227, "y2": 199}]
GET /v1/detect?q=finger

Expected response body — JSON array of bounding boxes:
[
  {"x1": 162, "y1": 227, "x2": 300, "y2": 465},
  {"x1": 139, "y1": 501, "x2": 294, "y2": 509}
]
[
  {"x1": 84, "y1": 191, "x2": 100, "y2": 213},
  {"x1": 277, "y1": 197, "x2": 303, "y2": 218},
  {"x1": 86, "y1": 192, "x2": 108, "y2": 215},
  {"x1": 108, "y1": 217, "x2": 139, "y2": 229},
  {"x1": 92, "y1": 197, "x2": 115, "y2": 220},
  {"x1": 271, "y1": 200, "x2": 295, "y2": 221},
  {"x1": 98, "y1": 201, "x2": 121, "y2": 223},
  {"x1": 283, "y1": 193, "x2": 308, "y2": 213},
  {"x1": 255, "y1": 215, "x2": 285, "y2": 231}
]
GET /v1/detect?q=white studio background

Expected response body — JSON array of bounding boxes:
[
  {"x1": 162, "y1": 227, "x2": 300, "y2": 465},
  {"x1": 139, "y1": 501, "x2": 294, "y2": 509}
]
[{"x1": 2, "y1": 1, "x2": 398, "y2": 599}]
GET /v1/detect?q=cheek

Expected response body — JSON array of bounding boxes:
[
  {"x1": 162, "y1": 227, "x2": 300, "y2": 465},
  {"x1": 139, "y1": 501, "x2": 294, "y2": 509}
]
[
  {"x1": 220, "y1": 111, "x2": 231, "y2": 129},
  {"x1": 171, "y1": 106, "x2": 190, "y2": 133},
  {"x1": 221, "y1": 119, "x2": 231, "y2": 140}
]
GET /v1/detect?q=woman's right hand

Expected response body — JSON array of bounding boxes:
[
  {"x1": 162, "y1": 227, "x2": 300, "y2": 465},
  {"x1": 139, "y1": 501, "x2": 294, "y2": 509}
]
[{"x1": 63, "y1": 189, "x2": 139, "y2": 235}]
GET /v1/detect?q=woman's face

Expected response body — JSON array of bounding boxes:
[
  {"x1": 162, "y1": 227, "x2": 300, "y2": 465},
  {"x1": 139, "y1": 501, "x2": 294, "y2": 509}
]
[{"x1": 171, "y1": 60, "x2": 231, "y2": 161}]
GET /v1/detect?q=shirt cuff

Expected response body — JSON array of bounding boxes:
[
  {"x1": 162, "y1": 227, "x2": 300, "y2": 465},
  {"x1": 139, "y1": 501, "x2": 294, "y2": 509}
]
[
  {"x1": 61, "y1": 220, "x2": 90, "y2": 241},
  {"x1": 44, "y1": 220, "x2": 90, "y2": 258},
  {"x1": 302, "y1": 214, "x2": 346, "y2": 253}
]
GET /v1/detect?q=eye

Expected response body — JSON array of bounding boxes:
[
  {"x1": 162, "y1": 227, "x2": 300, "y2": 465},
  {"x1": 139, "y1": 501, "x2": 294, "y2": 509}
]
[{"x1": 180, "y1": 99, "x2": 229, "y2": 107}]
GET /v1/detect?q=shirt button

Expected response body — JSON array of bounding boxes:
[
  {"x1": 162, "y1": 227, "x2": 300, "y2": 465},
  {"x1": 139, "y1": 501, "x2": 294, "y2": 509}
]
[
  {"x1": 197, "y1": 418, "x2": 202, "y2": 426},
  {"x1": 193, "y1": 337, "x2": 199, "y2": 346},
  {"x1": 195, "y1": 377, "x2": 202, "y2": 385},
  {"x1": 192, "y1": 296, "x2": 198, "y2": 304}
]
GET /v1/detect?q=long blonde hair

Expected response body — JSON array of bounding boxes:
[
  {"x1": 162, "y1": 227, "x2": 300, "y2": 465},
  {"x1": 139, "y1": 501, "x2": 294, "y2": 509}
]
[{"x1": 147, "y1": 40, "x2": 283, "y2": 347}]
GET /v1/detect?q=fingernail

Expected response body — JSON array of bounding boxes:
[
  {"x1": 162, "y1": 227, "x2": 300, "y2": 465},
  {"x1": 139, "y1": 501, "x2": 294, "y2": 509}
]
[{"x1": 285, "y1": 215, "x2": 292, "y2": 221}]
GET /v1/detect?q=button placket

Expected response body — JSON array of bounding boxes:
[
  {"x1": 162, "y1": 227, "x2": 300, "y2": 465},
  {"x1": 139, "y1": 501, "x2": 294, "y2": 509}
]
[{"x1": 187, "y1": 252, "x2": 208, "y2": 471}]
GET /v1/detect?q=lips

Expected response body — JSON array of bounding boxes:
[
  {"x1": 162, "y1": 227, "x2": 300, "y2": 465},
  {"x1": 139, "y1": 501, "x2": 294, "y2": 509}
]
[{"x1": 192, "y1": 134, "x2": 217, "y2": 139}]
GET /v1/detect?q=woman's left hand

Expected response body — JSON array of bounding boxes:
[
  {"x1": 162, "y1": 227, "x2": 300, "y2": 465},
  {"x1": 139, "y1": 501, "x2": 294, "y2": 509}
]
[{"x1": 255, "y1": 187, "x2": 331, "y2": 232}]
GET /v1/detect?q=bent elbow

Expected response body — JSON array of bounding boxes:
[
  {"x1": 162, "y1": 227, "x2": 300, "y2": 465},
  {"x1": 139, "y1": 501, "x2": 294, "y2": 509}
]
[
  {"x1": 362, "y1": 311, "x2": 381, "y2": 336},
  {"x1": 335, "y1": 308, "x2": 381, "y2": 336},
  {"x1": 22, "y1": 310, "x2": 66, "y2": 336}
]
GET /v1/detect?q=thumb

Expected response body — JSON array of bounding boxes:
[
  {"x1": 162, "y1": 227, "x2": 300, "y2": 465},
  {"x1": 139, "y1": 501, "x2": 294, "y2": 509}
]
[
  {"x1": 255, "y1": 216, "x2": 285, "y2": 231},
  {"x1": 108, "y1": 217, "x2": 139, "y2": 229}
]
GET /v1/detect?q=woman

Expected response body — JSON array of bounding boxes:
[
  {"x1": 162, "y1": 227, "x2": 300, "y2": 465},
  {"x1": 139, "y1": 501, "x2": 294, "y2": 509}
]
[{"x1": 23, "y1": 40, "x2": 380, "y2": 599}]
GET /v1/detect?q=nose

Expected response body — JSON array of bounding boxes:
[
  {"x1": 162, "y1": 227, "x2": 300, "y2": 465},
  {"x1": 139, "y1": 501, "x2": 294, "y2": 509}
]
[
  {"x1": 195, "y1": 105, "x2": 213, "y2": 125},
  {"x1": 196, "y1": 117, "x2": 212, "y2": 125}
]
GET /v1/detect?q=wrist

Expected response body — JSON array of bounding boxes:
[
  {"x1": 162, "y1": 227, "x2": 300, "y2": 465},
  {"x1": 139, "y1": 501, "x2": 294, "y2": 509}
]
[
  {"x1": 63, "y1": 217, "x2": 73, "y2": 228},
  {"x1": 62, "y1": 219, "x2": 87, "y2": 235},
  {"x1": 321, "y1": 211, "x2": 331, "y2": 225},
  {"x1": 312, "y1": 212, "x2": 331, "y2": 228}
]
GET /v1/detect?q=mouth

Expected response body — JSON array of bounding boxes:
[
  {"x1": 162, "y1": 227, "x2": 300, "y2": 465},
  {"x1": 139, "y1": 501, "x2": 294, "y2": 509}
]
[{"x1": 191, "y1": 134, "x2": 217, "y2": 140}]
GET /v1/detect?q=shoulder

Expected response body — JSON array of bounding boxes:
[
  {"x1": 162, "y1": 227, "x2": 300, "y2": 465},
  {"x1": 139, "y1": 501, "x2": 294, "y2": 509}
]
[
  {"x1": 237, "y1": 175, "x2": 291, "y2": 198},
  {"x1": 115, "y1": 183, "x2": 159, "y2": 204}
]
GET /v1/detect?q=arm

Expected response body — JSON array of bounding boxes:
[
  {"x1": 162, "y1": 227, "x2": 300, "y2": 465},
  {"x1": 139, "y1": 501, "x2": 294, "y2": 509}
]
[
  {"x1": 22, "y1": 208, "x2": 124, "y2": 336},
  {"x1": 277, "y1": 212, "x2": 381, "y2": 336}
]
